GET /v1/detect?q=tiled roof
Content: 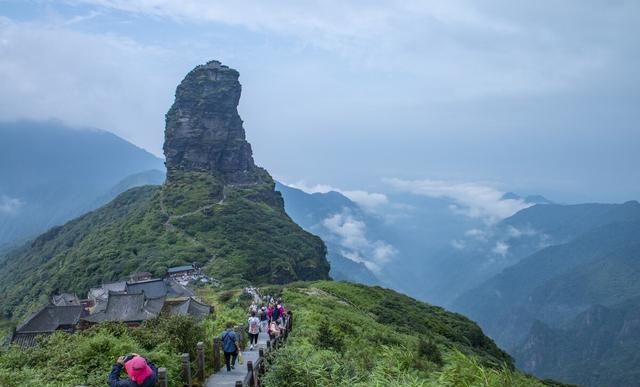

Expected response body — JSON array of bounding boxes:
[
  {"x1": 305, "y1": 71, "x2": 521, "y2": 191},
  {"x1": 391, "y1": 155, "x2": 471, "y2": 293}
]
[
  {"x1": 166, "y1": 279, "x2": 195, "y2": 298},
  {"x1": 16, "y1": 305, "x2": 83, "y2": 333},
  {"x1": 12, "y1": 332, "x2": 53, "y2": 347},
  {"x1": 126, "y1": 278, "x2": 167, "y2": 299},
  {"x1": 82, "y1": 293, "x2": 164, "y2": 323},
  {"x1": 88, "y1": 281, "x2": 126, "y2": 300},
  {"x1": 167, "y1": 265, "x2": 195, "y2": 274},
  {"x1": 165, "y1": 297, "x2": 212, "y2": 317}
]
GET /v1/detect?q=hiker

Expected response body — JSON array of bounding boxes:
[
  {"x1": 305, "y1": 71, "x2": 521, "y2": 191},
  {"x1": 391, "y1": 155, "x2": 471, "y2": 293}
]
[
  {"x1": 259, "y1": 305, "x2": 269, "y2": 332},
  {"x1": 220, "y1": 322, "x2": 240, "y2": 372},
  {"x1": 268, "y1": 319, "x2": 280, "y2": 339},
  {"x1": 274, "y1": 302, "x2": 286, "y2": 325},
  {"x1": 108, "y1": 353, "x2": 158, "y2": 387},
  {"x1": 247, "y1": 310, "x2": 260, "y2": 350},
  {"x1": 267, "y1": 302, "x2": 275, "y2": 322}
]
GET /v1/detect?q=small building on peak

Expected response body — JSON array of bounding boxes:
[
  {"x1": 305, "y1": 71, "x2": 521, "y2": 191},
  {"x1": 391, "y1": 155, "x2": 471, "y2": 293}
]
[{"x1": 167, "y1": 265, "x2": 196, "y2": 278}]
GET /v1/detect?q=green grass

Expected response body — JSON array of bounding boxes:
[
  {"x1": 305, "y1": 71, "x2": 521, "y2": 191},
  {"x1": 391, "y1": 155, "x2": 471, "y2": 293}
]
[{"x1": 254, "y1": 281, "x2": 560, "y2": 387}]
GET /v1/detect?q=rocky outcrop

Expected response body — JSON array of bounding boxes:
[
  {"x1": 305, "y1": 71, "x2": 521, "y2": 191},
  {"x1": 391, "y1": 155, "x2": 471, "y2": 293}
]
[{"x1": 163, "y1": 60, "x2": 267, "y2": 185}]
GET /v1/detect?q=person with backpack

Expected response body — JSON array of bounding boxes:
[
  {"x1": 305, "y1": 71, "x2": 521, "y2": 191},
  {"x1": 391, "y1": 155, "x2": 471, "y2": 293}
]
[
  {"x1": 267, "y1": 319, "x2": 280, "y2": 340},
  {"x1": 259, "y1": 306, "x2": 268, "y2": 332},
  {"x1": 220, "y1": 322, "x2": 240, "y2": 372},
  {"x1": 108, "y1": 353, "x2": 158, "y2": 387},
  {"x1": 270, "y1": 302, "x2": 281, "y2": 323},
  {"x1": 274, "y1": 303, "x2": 286, "y2": 325},
  {"x1": 247, "y1": 311, "x2": 260, "y2": 350}
]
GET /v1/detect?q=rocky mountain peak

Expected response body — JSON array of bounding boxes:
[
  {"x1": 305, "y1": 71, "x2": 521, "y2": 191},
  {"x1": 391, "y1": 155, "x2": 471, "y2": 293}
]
[{"x1": 163, "y1": 60, "x2": 266, "y2": 184}]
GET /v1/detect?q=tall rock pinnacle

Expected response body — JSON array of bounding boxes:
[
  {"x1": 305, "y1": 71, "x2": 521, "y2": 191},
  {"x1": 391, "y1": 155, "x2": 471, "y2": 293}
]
[{"x1": 163, "y1": 60, "x2": 265, "y2": 184}]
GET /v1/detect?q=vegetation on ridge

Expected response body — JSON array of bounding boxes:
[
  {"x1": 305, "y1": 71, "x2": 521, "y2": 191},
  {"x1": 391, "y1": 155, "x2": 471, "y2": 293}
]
[
  {"x1": 0, "y1": 170, "x2": 329, "y2": 320},
  {"x1": 0, "y1": 282, "x2": 574, "y2": 387}
]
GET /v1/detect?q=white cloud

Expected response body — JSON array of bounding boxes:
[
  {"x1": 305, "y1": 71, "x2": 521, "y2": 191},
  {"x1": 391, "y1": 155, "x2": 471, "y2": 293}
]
[
  {"x1": 0, "y1": 195, "x2": 24, "y2": 215},
  {"x1": 492, "y1": 241, "x2": 509, "y2": 256},
  {"x1": 322, "y1": 213, "x2": 369, "y2": 250},
  {"x1": 384, "y1": 178, "x2": 532, "y2": 222},
  {"x1": 506, "y1": 225, "x2": 540, "y2": 239},
  {"x1": 322, "y1": 211, "x2": 396, "y2": 273},
  {"x1": 74, "y1": 0, "x2": 615, "y2": 99},
  {"x1": 465, "y1": 228, "x2": 487, "y2": 238},
  {"x1": 287, "y1": 181, "x2": 388, "y2": 210},
  {"x1": 0, "y1": 17, "x2": 182, "y2": 156},
  {"x1": 451, "y1": 239, "x2": 466, "y2": 250}
]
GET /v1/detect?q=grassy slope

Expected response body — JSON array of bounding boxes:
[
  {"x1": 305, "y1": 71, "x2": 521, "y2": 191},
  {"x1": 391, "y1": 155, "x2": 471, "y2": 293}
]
[
  {"x1": 256, "y1": 281, "x2": 575, "y2": 387},
  {"x1": 0, "y1": 171, "x2": 329, "y2": 321},
  {"x1": 1, "y1": 281, "x2": 574, "y2": 387}
]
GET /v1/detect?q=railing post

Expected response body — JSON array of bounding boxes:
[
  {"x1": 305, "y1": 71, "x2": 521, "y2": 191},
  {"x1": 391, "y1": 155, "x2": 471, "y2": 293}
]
[
  {"x1": 213, "y1": 337, "x2": 221, "y2": 371},
  {"x1": 258, "y1": 348, "x2": 265, "y2": 374},
  {"x1": 157, "y1": 367, "x2": 168, "y2": 387},
  {"x1": 247, "y1": 360, "x2": 257, "y2": 387},
  {"x1": 288, "y1": 311, "x2": 293, "y2": 332},
  {"x1": 181, "y1": 353, "x2": 192, "y2": 387},
  {"x1": 197, "y1": 341, "x2": 205, "y2": 383}
]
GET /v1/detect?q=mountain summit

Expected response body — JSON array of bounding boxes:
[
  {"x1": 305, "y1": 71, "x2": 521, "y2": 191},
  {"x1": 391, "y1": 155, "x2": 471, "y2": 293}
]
[
  {"x1": 0, "y1": 61, "x2": 329, "y2": 319},
  {"x1": 164, "y1": 60, "x2": 264, "y2": 184}
]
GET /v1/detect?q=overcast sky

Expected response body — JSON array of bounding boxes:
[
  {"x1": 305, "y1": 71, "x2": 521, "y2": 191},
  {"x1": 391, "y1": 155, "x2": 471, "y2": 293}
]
[{"x1": 1, "y1": 0, "x2": 639, "y2": 205}]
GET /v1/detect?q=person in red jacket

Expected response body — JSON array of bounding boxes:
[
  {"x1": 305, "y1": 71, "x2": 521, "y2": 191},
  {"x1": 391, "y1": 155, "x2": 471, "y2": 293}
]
[{"x1": 108, "y1": 353, "x2": 158, "y2": 387}]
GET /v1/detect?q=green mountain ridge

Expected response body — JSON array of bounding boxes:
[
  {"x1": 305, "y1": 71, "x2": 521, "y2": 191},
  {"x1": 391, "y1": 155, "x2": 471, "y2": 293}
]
[
  {"x1": 453, "y1": 220, "x2": 640, "y2": 349},
  {"x1": 516, "y1": 297, "x2": 640, "y2": 387},
  {"x1": 0, "y1": 170, "x2": 329, "y2": 320},
  {"x1": 452, "y1": 201, "x2": 640, "y2": 387},
  {"x1": 0, "y1": 121, "x2": 166, "y2": 249}
]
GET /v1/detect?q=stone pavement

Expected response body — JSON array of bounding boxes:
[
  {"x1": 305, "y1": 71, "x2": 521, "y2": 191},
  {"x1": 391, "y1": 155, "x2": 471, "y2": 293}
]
[{"x1": 204, "y1": 331, "x2": 269, "y2": 387}]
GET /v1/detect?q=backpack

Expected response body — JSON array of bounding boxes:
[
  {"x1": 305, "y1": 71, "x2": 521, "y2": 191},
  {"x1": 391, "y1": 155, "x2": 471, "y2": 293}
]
[
  {"x1": 249, "y1": 318, "x2": 259, "y2": 334},
  {"x1": 271, "y1": 306, "x2": 280, "y2": 321}
]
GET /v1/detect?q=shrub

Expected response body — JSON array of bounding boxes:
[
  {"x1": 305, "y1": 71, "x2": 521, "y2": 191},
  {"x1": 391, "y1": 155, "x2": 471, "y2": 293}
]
[
  {"x1": 418, "y1": 339, "x2": 443, "y2": 366},
  {"x1": 218, "y1": 290, "x2": 234, "y2": 303},
  {"x1": 314, "y1": 320, "x2": 345, "y2": 353}
]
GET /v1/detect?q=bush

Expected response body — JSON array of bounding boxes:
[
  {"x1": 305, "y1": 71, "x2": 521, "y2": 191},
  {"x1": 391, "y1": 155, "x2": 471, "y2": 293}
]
[
  {"x1": 418, "y1": 339, "x2": 443, "y2": 366},
  {"x1": 218, "y1": 290, "x2": 234, "y2": 303},
  {"x1": 314, "y1": 320, "x2": 345, "y2": 353}
]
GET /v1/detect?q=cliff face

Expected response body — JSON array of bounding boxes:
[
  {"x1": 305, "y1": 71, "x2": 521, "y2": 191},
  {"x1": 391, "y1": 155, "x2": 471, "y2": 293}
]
[{"x1": 163, "y1": 60, "x2": 265, "y2": 185}]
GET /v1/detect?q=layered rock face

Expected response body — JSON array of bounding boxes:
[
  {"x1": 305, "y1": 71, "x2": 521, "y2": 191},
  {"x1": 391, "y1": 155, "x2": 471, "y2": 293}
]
[{"x1": 164, "y1": 60, "x2": 265, "y2": 184}]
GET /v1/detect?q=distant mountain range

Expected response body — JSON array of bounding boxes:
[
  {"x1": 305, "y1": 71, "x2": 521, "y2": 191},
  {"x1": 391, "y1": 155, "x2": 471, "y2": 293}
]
[
  {"x1": 278, "y1": 181, "x2": 640, "y2": 386},
  {"x1": 452, "y1": 201, "x2": 640, "y2": 387},
  {"x1": 0, "y1": 121, "x2": 165, "y2": 249},
  {"x1": 275, "y1": 182, "x2": 380, "y2": 285}
]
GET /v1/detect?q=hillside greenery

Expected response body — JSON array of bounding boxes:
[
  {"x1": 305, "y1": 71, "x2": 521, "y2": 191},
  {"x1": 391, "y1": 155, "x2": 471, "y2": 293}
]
[
  {"x1": 0, "y1": 121, "x2": 165, "y2": 249},
  {"x1": 0, "y1": 282, "x2": 573, "y2": 387},
  {"x1": 0, "y1": 170, "x2": 329, "y2": 321}
]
